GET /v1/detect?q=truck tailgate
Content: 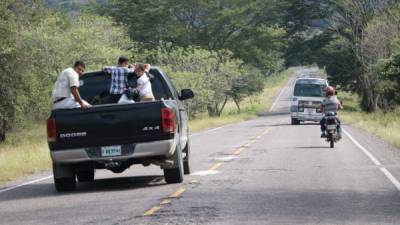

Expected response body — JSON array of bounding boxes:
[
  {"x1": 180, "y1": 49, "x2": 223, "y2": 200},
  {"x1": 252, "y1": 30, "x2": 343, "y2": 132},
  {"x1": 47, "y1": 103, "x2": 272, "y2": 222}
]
[{"x1": 49, "y1": 101, "x2": 172, "y2": 150}]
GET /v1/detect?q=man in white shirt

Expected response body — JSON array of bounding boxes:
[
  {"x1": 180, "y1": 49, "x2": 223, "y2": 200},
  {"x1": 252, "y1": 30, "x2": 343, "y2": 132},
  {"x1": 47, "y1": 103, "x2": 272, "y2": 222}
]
[{"x1": 51, "y1": 61, "x2": 91, "y2": 110}]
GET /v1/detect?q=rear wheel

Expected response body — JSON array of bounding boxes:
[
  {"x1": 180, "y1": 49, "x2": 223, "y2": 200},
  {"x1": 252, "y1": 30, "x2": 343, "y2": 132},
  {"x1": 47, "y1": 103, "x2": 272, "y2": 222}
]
[
  {"x1": 291, "y1": 118, "x2": 300, "y2": 125},
  {"x1": 53, "y1": 163, "x2": 76, "y2": 192},
  {"x1": 77, "y1": 169, "x2": 95, "y2": 182},
  {"x1": 183, "y1": 141, "x2": 191, "y2": 175},
  {"x1": 54, "y1": 177, "x2": 76, "y2": 192},
  {"x1": 164, "y1": 144, "x2": 184, "y2": 184}
]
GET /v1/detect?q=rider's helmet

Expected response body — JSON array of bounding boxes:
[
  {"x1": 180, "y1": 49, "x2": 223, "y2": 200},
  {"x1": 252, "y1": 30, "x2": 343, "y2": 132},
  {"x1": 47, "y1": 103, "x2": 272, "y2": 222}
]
[{"x1": 326, "y1": 86, "x2": 335, "y2": 97}]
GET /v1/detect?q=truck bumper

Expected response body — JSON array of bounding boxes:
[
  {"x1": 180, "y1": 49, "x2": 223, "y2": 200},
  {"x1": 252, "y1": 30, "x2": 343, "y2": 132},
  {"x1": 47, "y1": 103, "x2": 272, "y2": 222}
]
[{"x1": 50, "y1": 139, "x2": 175, "y2": 163}]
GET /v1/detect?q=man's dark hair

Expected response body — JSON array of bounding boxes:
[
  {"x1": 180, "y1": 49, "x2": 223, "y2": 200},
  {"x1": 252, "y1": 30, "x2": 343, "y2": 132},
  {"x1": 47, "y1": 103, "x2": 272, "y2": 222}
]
[
  {"x1": 73, "y1": 60, "x2": 86, "y2": 69},
  {"x1": 118, "y1": 57, "x2": 129, "y2": 65}
]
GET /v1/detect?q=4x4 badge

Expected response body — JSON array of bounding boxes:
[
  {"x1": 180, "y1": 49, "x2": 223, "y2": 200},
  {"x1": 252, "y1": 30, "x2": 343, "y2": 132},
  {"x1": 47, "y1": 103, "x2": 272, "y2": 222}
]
[{"x1": 143, "y1": 126, "x2": 160, "y2": 131}]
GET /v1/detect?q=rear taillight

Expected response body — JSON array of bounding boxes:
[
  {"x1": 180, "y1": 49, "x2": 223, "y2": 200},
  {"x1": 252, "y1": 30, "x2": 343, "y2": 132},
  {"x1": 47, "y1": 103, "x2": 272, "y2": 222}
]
[
  {"x1": 161, "y1": 108, "x2": 175, "y2": 133},
  {"x1": 47, "y1": 117, "x2": 57, "y2": 142}
]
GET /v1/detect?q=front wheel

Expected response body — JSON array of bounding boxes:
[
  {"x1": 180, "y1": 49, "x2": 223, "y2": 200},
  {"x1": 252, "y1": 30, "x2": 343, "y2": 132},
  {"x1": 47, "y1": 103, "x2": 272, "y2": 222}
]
[
  {"x1": 330, "y1": 139, "x2": 334, "y2": 148},
  {"x1": 164, "y1": 144, "x2": 184, "y2": 184}
]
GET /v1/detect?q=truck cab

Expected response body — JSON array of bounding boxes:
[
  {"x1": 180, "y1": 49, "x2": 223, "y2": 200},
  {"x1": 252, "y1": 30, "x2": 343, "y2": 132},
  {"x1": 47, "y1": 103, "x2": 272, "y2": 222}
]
[{"x1": 290, "y1": 78, "x2": 328, "y2": 125}]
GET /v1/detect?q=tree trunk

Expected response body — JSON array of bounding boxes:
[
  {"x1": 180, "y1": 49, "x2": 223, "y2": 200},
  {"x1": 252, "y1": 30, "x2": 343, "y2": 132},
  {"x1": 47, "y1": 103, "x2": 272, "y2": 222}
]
[
  {"x1": 0, "y1": 120, "x2": 6, "y2": 143},
  {"x1": 217, "y1": 97, "x2": 229, "y2": 116},
  {"x1": 360, "y1": 74, "x2": 379, "y2": 112},
  {"x1": 233, "y1": 98, "x2": 241, "y2": 113},
  {"x1": 207, "y1": 105, "x2": 218, "y2": 117}
]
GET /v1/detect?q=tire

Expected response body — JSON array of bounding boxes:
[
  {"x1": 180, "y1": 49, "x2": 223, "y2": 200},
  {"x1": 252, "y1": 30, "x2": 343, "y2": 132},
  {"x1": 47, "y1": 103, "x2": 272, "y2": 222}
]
[
  {"x1": 54, "y1": 177, "x2": 76, "y2": 192},
  {"x1": 183, "y1": 141, "x2": 191, "y2": 175},
  {"x1": 77, "y1": 169, "x2": 95, "y2": 182},
  {"x1": 330, "y1": 139, "x2": 334, "y2": 148},
  {"x1": 164, "y1": 144, "x2": 184, "y2": 184},
  {"x1": 291, "y1": 118, "x2": 300, "y2": 125}
]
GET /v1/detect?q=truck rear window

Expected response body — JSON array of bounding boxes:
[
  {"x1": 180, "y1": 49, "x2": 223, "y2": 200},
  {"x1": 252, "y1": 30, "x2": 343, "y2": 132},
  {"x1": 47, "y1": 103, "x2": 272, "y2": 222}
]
[
  {"x1": 294, "y1": 83, "x2": 325, "y2": 97},
  {"x1": 78, "y1": 69, "x2": 173, "y2": 105}
]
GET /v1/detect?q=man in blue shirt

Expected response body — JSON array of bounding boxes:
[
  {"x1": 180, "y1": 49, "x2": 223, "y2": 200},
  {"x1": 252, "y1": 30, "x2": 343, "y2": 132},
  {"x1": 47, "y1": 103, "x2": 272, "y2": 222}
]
[{"x1": 103, "y1": 57, "x2": 135, "y2": 103}]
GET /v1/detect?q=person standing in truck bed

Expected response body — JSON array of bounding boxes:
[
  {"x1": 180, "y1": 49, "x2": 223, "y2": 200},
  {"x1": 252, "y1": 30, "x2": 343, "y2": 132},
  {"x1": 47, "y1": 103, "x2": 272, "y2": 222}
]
[
  {"x1": 103, "y1": 57, "x2": 135, "y2": 103},
  {"x1": 51, "y1": 60, "x2": 91, "y2": 110},
  {"x1": 134, "y1": 64, "x2": 155, "y2": 102}
]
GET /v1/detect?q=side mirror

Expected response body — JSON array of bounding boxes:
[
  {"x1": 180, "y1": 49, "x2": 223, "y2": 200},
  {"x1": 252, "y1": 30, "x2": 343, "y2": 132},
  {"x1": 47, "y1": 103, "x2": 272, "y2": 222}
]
[{"x1": 179, "y1": 89, "x2": 194, "y2": 101}]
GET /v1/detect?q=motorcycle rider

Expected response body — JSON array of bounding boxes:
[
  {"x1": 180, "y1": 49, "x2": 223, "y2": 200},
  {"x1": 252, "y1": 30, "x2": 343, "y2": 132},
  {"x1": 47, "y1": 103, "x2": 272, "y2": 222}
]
[{"x1": 320, "y1": 86, "x2": 343, "y2": 138}]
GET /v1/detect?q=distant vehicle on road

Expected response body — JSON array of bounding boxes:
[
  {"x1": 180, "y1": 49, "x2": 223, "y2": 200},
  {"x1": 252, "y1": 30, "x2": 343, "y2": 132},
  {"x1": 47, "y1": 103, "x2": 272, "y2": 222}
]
[
  {"x1": 47, "y1": 67, "x2": 194, "y2": 192},
  {"x1": 290, "y1": 78, "x2": 328, "y2": 125}
]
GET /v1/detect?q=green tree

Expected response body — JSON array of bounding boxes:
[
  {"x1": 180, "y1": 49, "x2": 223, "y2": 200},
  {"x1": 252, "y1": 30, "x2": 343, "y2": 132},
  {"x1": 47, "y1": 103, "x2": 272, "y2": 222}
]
[{"x1": 96, "y1": 0, "x2": 286, "y2": 73}]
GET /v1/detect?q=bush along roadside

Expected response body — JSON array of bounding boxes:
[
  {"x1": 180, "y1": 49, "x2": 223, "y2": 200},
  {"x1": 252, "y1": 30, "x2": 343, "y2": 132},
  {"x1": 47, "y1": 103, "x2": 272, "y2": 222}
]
[{"x1": 338, "y1": 92, "x2": 400, "y2": 148}]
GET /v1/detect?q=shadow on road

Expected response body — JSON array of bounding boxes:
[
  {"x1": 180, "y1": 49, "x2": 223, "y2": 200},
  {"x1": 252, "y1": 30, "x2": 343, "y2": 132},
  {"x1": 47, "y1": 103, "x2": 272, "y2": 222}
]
[
  {"x1": 258, "y1": 111, "x2": 290, "y2": 117},
  {"x1": 0, "y1": 175, "x2": 165, "y2": 202},
  {"x1": 295, "y1": 146, "x2": 332, "y2": 149}
]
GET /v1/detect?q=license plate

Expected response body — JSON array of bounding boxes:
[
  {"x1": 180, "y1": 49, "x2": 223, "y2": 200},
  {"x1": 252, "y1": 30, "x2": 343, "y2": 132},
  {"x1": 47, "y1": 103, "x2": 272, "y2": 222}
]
[
  {"x1": 306, "y1": 108, "x2": 313, "y2": 114},
  {"x1": 101, "y1": 145, "x2": 122, "y2": 157},
  {"x1": 327, "y1": 125, "x2": 337, "y2": 130}
]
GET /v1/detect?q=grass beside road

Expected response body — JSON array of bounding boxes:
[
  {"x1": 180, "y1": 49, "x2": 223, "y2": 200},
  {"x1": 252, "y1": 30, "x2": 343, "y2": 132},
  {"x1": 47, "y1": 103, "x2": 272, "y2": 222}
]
[
  {"x1": 339, "y1": 92, "x2": 400, "y2": 148},
  {"x1": 0, "y1": 123, "x2": 51, "y2": 185},
  {"x1": 0, "y1": 69, "x2": 292, "y2": 185}
]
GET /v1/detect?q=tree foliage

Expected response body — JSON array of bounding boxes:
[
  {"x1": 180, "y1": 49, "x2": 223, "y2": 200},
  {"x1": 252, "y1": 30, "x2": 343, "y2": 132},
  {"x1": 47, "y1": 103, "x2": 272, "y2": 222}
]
[
  {"x1": 96, "y1": 0, "x2": 287, "y2": 73},
  {"x1": 140, "y1": 44, "x2": 264, "y2": 118},
  {"x1": 0, "y1": 1, "x2": 135, "y2": 141}
]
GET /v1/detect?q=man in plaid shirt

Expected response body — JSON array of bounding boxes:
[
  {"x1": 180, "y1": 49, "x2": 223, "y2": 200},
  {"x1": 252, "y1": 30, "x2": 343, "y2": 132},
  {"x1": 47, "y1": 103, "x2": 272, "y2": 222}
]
[{"x1": 103, "y1": 57, "x2": 134, "y2": 103}]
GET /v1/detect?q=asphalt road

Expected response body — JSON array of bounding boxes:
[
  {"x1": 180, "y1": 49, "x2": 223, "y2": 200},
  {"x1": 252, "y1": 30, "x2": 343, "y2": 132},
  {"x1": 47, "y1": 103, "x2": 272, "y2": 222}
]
[{"x1": 1, "y1": 68, "x2": 400, "y2": 225}]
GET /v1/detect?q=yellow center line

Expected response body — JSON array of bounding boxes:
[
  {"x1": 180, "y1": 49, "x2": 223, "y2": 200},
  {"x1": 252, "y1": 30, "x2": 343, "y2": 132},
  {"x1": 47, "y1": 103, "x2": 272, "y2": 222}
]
[
  {"x1": 169, "y1": 187, "x2": 186, "y2": 198},
  {"x1": 160, "y1": 199, "x2": 172, "y2": 205},
  {"x1": 208, "y1": 162, "x2": 224, "y2": 171},
  {"x1": 143, "y1": 206, "x2": 162, "y2": 216},
  {"x1": 233, "y1": 147, "x2": 245, "y2": 155},
  {"x1": 143, "y1": 127, "x2": 274, "y2": 217},
  {"x1": 244, "y1": 142, "x2": 251, "y2": 147},
  {"x1": 262, "y1": 128, "x2": 272, "y2": 135}
]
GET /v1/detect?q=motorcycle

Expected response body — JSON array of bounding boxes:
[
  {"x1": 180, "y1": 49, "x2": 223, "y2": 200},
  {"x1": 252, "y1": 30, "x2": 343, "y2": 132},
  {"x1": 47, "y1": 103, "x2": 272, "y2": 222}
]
[{"x1": 324, "y1": 112, "x2": 341, "y2": 148}]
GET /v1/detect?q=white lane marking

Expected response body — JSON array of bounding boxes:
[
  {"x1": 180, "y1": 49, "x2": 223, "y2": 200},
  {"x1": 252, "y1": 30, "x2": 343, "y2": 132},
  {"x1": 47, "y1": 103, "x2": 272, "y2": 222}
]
[
  {"x1": 191, "y1": 170, "x2": 220, "y2": 176},
  {"x1": 0, "y1": 175, "x2": 53, "y2": 194},
  {"x1": 343, "y1": 128, "x2": 400, "y2": 191},
  {"x1": 269, "y1": 77, "x2": 293, "y2": 112}
]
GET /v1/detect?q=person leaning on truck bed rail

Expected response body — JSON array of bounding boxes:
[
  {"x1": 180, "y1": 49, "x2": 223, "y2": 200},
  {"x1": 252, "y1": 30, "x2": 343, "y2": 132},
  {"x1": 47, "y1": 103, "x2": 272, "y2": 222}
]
[
  {"x1": 134, "y1": 63, "x2": 155, "y2": 102},
  {"x1": 103, "y1": 57, "x2": 135, "y2": 103},
  {"x1": 51, "y1": 60, "x2": 91, "y2": 110}
]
